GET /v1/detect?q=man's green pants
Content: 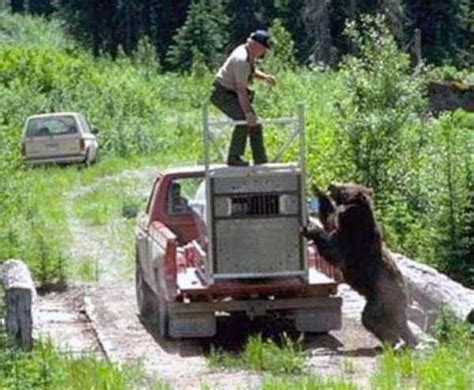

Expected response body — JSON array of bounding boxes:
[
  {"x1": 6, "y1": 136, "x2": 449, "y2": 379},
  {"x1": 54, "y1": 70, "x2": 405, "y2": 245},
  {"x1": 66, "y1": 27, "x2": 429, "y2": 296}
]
[{"x1": 210, "y1": 82, "x2": 267, "y2": 164}]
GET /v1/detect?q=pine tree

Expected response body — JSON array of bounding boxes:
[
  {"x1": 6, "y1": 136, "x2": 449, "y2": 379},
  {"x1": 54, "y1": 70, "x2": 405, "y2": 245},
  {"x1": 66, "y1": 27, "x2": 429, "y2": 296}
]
[
  {"x1": 266, "y1": 18, "x2": 296, "y2": 72},
  {"x1": 167, "y1": 0, "x2": 229, "y2": 72},
  {"x1": 27, "y1": 0, "x2": 54, "y2": 15},
  {"x1": 405, "y1": 0, "x2": 471, "y2": 66},
  {"x1": 57, "y1": 0, "x2": 120, "y2": 56},
  {"x1": 148, "y1": 0, "x2": 191, "y2": 65},
  {"x1": 11, "y1": 0, "x2": 25, "y2": 13}
]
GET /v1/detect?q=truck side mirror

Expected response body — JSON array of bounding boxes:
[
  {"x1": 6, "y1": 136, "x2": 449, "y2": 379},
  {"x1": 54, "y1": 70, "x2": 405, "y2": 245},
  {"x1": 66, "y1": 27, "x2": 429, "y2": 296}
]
[{"x1": 91, "y1": 127, "x2": 99, "y2": 135}]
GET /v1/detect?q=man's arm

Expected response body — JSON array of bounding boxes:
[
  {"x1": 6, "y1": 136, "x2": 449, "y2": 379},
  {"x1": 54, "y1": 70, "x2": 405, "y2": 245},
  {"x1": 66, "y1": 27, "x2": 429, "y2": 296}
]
[
  {"x1": 236, "y1": 83, "x2": 257, "y2": 127},
  {"x1": 254, "y1": 68, "x2": 276, "y2": 86}
]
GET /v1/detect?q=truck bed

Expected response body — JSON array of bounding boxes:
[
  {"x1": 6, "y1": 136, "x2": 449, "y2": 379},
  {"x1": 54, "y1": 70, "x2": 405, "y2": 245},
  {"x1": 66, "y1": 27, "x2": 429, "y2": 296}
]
[{"x1": 177, "y1": 267, "x2": 337, "y2": 298}]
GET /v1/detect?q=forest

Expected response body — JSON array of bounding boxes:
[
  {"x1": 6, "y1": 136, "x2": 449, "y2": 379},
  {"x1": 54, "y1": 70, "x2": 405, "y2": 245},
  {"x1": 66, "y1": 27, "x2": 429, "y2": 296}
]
[{"x1": 7, "y1": 0, "x2": 474, "y2": 69}]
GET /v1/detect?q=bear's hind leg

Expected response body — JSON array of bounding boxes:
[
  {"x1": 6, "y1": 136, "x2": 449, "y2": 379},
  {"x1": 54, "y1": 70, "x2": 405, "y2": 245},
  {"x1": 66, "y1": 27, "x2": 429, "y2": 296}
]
[{"x1": 362, "y1": 299, "x2": 401, "y2": 347}]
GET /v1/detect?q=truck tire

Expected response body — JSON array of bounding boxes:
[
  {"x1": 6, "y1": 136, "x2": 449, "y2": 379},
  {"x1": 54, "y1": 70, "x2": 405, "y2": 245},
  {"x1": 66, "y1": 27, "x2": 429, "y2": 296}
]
[
  {"x1": 158, "y1": 296, "x2": 169, "y2": 339},
  {"x1": 135, "y1": 259, "x2": 158, "y2": 323}
]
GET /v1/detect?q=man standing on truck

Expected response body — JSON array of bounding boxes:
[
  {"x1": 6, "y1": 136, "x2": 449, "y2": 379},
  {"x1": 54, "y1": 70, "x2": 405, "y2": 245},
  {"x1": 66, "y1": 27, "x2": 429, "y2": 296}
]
[{"x1": 210, "y1": 30, "x2": 276, "y2": 167}]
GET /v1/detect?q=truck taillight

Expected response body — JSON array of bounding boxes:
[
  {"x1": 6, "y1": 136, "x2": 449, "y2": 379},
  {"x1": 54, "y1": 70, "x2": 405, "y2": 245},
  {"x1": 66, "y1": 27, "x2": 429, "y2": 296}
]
[
  {"x1": 21, "y1": 143, "x2": 26, "y2": 157},
  {"x1": 79, "y1": 139, "x2": 85, "y2": 151}
]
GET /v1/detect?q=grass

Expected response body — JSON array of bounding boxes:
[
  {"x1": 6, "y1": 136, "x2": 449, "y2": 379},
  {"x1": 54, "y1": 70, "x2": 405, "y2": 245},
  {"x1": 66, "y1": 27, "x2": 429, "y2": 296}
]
[
  {"x1": 205, "y1": 314, "x2": 474, "y2": 390},
  {"x1": 0, "y1": 332, "x2": 169, "y2": 390},
  {"x1": 371, "y1": 310, "x2": 473, "y2": 390},
  {"x1": 370, "y1": 343, "x2": 473, "y2": 390},
  {"x1": 67, "y1": 255, "x2": 97, "y2": 283},
  {"x1": 260, "y1": 376, "x2": 357, "y2": 390},
  {"x1": 208, "y1": 333, "x2": 306, "y2": 375}
]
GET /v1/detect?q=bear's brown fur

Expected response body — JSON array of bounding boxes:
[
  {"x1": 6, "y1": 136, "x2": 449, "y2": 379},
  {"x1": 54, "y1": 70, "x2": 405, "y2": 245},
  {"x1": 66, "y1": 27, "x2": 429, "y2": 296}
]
[{"x1": 303, "y1": 183, "x2": 417, "y2": 347}]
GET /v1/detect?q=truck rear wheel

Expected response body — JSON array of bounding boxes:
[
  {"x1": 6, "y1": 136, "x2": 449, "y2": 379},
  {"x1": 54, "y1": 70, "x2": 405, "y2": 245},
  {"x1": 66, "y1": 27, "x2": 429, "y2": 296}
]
[
  {"x1": 135, "y1": 260, "x2": 158, "y2": 323},
  {"x1": 158, "y1": 296, "x2": 169, "y2": 339}
]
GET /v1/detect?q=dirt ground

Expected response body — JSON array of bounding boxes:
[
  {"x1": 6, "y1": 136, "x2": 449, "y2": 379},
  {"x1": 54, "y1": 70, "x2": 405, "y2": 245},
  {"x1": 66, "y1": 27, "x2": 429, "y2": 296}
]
[{"x1": 33, "y1": 168, "x2": 383, "y2": 389}]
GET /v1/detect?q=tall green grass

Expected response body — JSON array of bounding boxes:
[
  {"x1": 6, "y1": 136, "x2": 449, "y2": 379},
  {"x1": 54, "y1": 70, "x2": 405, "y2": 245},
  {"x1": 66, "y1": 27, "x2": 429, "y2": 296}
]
[
  {"x1": 0, "y1": 332, "x2": 169, "y2": 389},
  {"x1": 261, "y1": 376, "x2": 357, "y2": 390},
  {"x1": 208, "y1": 333, "x2": 306, "y2": 375},
  {"x1": 207, "y1": 318, "x2": 473, "y2": 389}
]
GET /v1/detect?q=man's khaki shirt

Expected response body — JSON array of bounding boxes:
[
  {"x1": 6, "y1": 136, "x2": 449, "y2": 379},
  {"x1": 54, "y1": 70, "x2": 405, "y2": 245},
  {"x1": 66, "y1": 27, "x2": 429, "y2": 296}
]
[{"x1": 215, "y1": 44, "x2": 253, "y2": 92}]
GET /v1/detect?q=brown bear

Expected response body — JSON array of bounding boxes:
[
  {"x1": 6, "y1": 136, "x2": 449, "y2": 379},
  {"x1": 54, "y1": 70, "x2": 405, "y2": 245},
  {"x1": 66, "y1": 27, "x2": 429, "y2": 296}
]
[{"x1": 303, "y1": 183, "x2": 418, "y2": 348}]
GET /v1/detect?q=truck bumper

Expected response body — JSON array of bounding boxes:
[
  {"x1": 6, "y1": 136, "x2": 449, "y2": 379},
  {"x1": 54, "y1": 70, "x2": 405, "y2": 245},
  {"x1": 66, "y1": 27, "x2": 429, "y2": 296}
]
[
  {"x1": 166, "y1": 296, "x2": 342, "y2": 338},
  {"x1": 24, "y1": 153, "x2": 86, "y2": 165}
]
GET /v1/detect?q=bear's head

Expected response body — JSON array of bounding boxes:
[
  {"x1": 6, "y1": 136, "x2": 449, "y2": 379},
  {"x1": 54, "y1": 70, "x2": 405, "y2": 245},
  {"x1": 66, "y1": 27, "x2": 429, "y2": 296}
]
[{"x1": 328, "y1": 182, "x2": 374, "y2": 206}]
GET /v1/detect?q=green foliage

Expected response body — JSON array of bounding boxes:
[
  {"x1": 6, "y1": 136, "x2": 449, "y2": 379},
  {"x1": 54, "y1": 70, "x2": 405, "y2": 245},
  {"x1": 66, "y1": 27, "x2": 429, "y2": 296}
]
[
  {"x1": 371, "y1": 328, "x2": 473, "y2": 390},
  {"x1": 432, "y1": 306, "x2": 472, "y2": 343},
  {"x1": 337, "y1": 14, "x2": 428, "y2": 196},
  {"x1": 0, "y1": 10, "x2": 68, "y2": 47},
  {"x1": 0, "y1": 333, "x2": 168, "y2": 389},
  {"x1": 261, "y1": 375, "x2": 357, "y2": 390},
  {"x1": 167, "y1": 0, "x2": 229, "y2": 72},
  {"x1": 425, "y1": 112, "x2": 474, "y2": 283},
  {"x1": 208, "y1": 333, "x2": 306, "y2": 375},
  {"x1": 133, "y1": 36, "x2": 161, "y2": 74},
  {"x1": 265, "y1": 18, "x2": 297, "y2": 73}
]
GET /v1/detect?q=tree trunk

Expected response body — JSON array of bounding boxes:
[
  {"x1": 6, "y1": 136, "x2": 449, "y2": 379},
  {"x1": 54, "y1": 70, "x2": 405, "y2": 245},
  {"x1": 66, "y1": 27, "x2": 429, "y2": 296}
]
[{"x1": 11, "y1": 0, "x2": 25, "y2": 13}]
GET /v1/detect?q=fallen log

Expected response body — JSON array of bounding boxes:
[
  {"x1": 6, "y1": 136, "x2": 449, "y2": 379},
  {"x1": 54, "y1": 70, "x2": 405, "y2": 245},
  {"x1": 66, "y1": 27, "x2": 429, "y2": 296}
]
[
  {"x1": 393, "y1": 253, "x2": 474, "y2": 331},
  {"x1": 1, "y1": 259, "x2": 36, "y2": 350}
]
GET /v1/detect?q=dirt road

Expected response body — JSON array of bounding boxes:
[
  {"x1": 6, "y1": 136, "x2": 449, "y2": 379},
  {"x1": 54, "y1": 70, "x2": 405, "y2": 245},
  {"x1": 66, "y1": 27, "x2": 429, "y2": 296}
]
[{"x1": 33, "y1": 167, "x2": 382, "y2": 389}]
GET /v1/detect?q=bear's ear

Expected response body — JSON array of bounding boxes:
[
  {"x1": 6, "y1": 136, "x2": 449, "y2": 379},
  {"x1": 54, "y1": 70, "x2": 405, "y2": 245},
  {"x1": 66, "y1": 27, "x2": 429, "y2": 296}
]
[{"x1": 366, "y1": 187, "x2": 374, "y2": 196}]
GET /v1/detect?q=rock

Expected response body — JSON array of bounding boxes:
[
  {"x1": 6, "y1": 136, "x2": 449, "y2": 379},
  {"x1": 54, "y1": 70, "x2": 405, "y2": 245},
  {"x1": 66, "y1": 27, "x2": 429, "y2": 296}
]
[
  {"x1": 393, "y1": 252, "x2": 474, "y2": 331},
  {"x1": 428, "y1": 80, "x2": 474, "y2": 114}
]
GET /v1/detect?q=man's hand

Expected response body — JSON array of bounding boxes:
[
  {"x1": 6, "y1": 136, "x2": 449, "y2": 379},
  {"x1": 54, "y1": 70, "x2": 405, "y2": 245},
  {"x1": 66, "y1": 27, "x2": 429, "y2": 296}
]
[
  {"x1": 264, "y1": 74, "x2": 276, "y2": 86},
  {"x1": 245, "y1": 112, "x2": 258, "y2": 128}
]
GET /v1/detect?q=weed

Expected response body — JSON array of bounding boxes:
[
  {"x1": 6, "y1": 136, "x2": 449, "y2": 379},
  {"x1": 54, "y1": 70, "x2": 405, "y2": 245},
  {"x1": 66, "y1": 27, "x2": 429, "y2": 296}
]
[
  {"x1": 261, "y1": 375, "x2": 357, "y2": 390},
  {"x1": 208, "y1": 333, "x2": 306, "y2": 375},
  {"x1": 0, "y1": 332, "x2": 169, "y2": 389}
]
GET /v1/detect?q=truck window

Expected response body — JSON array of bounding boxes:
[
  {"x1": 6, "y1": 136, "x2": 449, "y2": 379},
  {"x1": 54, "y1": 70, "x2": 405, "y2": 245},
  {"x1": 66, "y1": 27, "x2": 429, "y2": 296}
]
[
  {"x1": 146, "y1": 178, "x2": 159, "y2": 214},
  {"x1": 167, "y1": 177, "x2": 202, "y2": 216}
]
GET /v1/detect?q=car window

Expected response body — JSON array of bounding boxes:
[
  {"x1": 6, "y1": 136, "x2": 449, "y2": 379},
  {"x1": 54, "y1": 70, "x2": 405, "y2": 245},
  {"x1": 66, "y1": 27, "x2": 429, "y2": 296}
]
[
  {"x1": 167, "y1": 177, "x2": 202, "y2": 216},
  {"x1": 26, "y1": 116, "x2": 78, "y2": 137}
]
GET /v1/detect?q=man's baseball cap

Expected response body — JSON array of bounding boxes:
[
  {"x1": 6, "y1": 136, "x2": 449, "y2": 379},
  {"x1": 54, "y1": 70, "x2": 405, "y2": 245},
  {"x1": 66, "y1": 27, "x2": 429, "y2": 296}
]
[{"x1": 249, "y1": 30, "x2": 272, "y2": 49}]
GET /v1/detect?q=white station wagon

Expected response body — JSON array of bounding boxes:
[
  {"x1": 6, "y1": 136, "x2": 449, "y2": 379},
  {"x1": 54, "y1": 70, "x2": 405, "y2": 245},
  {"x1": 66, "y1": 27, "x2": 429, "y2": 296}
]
[{"x1": 21, "y1": 112, "x2": 98, "y2": 165}]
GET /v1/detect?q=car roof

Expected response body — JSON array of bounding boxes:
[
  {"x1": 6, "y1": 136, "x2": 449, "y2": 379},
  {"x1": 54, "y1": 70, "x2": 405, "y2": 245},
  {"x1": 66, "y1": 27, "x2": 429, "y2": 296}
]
[{"x1": 26, "y1": 112, "x2": 81, "y2": 120}]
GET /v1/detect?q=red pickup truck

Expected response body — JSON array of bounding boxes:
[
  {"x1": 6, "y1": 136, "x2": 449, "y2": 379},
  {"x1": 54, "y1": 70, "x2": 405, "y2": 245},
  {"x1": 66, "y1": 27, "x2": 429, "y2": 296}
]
[{"x1": 135, "y1": 164, "x2": 342, "y2": 339}]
